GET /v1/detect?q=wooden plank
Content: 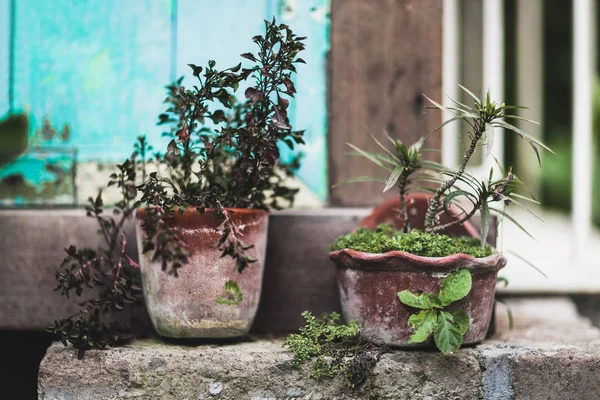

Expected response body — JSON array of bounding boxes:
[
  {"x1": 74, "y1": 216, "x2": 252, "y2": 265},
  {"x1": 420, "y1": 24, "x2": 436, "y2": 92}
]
[
  {"x1": 0, "y1": 0, "x2": 9, "y2": 115},
  {"x1": 328, "y1": 0, "x2": 443, "y2": 207}
]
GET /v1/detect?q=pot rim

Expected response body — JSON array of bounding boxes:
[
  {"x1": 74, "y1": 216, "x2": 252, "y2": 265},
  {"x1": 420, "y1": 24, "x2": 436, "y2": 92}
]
[
  {"x1": 136, "y1": 206, "x2": 269, "y2": 219},
  {"x1": 329, "y1": 248, "x2": 507, "y2": 273}
]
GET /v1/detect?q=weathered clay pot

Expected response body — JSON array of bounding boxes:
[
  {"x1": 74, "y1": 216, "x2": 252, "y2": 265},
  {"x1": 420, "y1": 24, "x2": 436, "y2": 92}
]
[
  {"x1": 329, "y1": 193, "x2": 506, "y2": 347},
  {"x1": 136, "y1": 208, "x2": 268, "y2": 338}
]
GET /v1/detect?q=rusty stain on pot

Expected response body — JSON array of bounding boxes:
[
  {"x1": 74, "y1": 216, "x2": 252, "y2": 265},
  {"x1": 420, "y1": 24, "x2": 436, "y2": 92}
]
[
  {"x1": 330, "y1": 193, "x2": 506, "y2": 347},
  {"x1": 136, "y1": 208, "x2": 268, "y2": 338}
]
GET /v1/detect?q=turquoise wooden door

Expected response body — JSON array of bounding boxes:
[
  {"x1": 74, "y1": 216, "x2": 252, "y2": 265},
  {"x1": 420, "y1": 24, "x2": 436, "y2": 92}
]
[{"x1": 0, "y1": 0, "x2": 329, "y2": 205}]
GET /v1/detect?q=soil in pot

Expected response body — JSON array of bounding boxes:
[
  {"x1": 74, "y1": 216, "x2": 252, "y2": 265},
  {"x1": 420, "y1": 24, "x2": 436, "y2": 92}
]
[
  {"x1": 329, "y1": 193, "x2": 506, "y2": 347},
  {"x1": 136, "y1": 208, "x2": 268, "y2": 339}
]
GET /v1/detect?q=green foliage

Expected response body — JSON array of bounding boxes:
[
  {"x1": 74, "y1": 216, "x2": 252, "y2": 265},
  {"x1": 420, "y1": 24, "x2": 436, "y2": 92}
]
[
  {"x1": 439, "y1": 269, "x2": 472, "y2": 305},
  {"x1": 215, "y1": 280, "x2": 243, "y2": 306},
  {"x1": 51, "y1": 19, "x2": 307, "y2": 357},
  {"x1": 144, "y1": 18, "x2": 306, "y2": 275},
  {"x1": 423, "y1": 86, "x2": 550, "y2": 245},
  {"x1": 399, "y1": 269, "x2": 473, "y2": 354},
  {"x1": 283, "y1": 311, "x2": 380, "y2": 388},
  {"x1": 48, "y1": 148, "x2": 144, "y2": 357},
  {"x1": 337, "y1": 86, "x2": 550, "y2": 246},
  {"x1": 341, "y1": 131, "x2": 429, "y2": 233},
  {"x1": 433, "y1": 311, "x2": 464, "y2": 354},
  {"x1": 330, "y1": 224, "x2": 493, "y2": 258}
]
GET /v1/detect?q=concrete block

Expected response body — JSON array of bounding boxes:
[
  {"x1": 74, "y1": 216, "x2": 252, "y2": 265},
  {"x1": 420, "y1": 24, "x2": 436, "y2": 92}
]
[{"x1": 38, "y1": 297, "x2": 600, "y2": 400}]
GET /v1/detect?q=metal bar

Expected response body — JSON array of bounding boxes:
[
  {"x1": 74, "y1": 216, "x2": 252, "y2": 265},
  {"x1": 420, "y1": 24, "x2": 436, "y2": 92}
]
[
  {"x1": 516, "y1": 0, "x2": 543, "y2": 198},
  {"x1": 482, "y1": 0, "x2": 505, "y2": 172},
  {"x1": 572, "y1": 0, "x2": 594, "y2": 262},
  {"x1": 442, "y1": 0, "x2": 460, "y2": 167}
]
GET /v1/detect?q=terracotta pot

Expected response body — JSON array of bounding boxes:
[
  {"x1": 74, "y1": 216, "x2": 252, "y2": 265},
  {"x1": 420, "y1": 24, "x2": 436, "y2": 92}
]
[
  {"x1": 329, "y1": 193, "x2": 506, "y2": 347},
  {"x1": 136, "y1": 208, "x2": 269, "y2": 338}
]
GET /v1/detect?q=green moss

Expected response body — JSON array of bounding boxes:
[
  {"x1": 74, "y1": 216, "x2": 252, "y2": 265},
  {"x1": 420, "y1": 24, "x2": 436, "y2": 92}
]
[
  {"x1": 283, "y1": 311, "x2": 373, "y2": 388},
  {"x1": 330, "y1": 224, "x2": 493, "y2": 258}
]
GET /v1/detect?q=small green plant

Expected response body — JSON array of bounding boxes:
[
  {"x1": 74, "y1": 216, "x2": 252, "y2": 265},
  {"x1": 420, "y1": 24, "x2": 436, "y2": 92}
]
[
  {"x1": 331, "y1": 87, "x2": 551, "y2": 356},
  {"x1": 283, "y1": 311, "x2": 382, "y2": 388},
  {"x1": 398, "y1": 269, "x2": 472, "y2": 354}
]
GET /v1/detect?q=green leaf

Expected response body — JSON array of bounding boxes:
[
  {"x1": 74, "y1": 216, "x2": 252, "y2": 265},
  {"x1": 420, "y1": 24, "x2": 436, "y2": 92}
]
[
  {"x1": 489, "y1": 207, "x2": 535, "y2": 240},
  {"x1": 383, "y1": 165, "x2": 404, "y2": 192},
  {"x1": 497, "y1": 276, "x2": 509, "y2": 287},
  {"x1": 449, "y1": 309, "x2": 470, "y2": 335},
  {"x1": 439, "y1": 269, "x2": 472, "y2": 306},
  {"x1": 346, "y1": 143, "x2": 392, "y2": 171},
  {"x1": 503, "y1": 114, "x2": 540, "y2": 125},
  {"x1": 331, "y1": 175, "x2": 387, "y2": 188},
  {"x1": 407, "y1": 309, "x2": 438, "y2": 343},
  {"x1": 496, "y1": 193, "x2": 543, "y2": 222},
  {"x1": 346, "y1": 150, "x2": 397, "y2": 165},
  {"x1": 445, "y1": 95, "x2": 475, "y2": 113},
  {"x1": 422, "y1": 116, "x2": 463, "y2": 141},
  {"x1": 423, "y1": 94, "x2": 477, "y2": 118},
  {"x1": 458, "y1": 84, "x2": 480, "y2": 102},
  {"x1": 367, "y1": 128, "x2": 398, "y2": 160},
  {"x1": 398, "y1": 291, "x2": 441, "y2": 309},
  {"x1": 509, "y1": 192, "x2": 540, "y2": 204},
  {"x1": 506, "y1": 250, "x2": 547, "y2": 278},
  {"x1": 434, "y1": 311, "x2": 463, "y2": 354},
  {"x1": 443, "y1": 190, "x2": 473, "y2": 215},
  {"x1": 495, "y1": 298, "x2": 514, "y2": 331},
  {"x1": 215, "y1": 280, "x2": 243, "y2": 306},
  {"x1": 492, "y1": 120, "x2": 554, "y2": 154}
]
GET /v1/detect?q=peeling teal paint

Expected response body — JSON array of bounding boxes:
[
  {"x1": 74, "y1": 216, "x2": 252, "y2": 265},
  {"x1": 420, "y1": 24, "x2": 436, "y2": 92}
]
[
  {"x1": 0, "y1": 0, "x2": 329, "y2": 204},
  {"x1": 279, "y1": 0, "x2": 330, "y2": 199},
  {"x1": 0, "y1": 0, "x2": 9, "y2": 114},
  {"x1": 12, "y1": 0, "x2": 172, "y2": 161}
]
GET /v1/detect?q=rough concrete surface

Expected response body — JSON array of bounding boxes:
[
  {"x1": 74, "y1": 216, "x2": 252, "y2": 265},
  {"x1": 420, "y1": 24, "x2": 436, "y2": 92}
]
[{"x1": 38, "y1": 297, "x2": 600, "y2": 400}]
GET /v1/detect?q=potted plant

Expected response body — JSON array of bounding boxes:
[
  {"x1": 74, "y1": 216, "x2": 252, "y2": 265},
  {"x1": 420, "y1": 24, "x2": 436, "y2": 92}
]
[
  {"x1": 329, "y1": 86, "x2": 552, "y2": 353},
  {"x1": 49, "y1": 19, "x2": 307, "y2": 354}
]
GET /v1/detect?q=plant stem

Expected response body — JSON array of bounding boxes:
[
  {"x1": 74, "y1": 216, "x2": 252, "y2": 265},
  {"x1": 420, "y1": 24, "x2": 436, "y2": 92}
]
[
  {"x1": 424, "y1": 123, "x2": 484, "y2": 232},
  {"x1": 431, "y1": 198, "x2": 481, "y2": 233},
  {"x1": 398, "y1": 174, "x2": 409, "y2": 233}
]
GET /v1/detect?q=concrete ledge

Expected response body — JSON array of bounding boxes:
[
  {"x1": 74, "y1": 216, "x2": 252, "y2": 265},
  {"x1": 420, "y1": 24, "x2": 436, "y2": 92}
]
[
  {"x1": 0, "y1": 209, "x2": 367, "y2": 332},
  {"x1": 38, "y1": 298, "x2": 600, "y2": 399},
  {"x1": 0, "y1": 209, "x2": 494, "y2": 332}
]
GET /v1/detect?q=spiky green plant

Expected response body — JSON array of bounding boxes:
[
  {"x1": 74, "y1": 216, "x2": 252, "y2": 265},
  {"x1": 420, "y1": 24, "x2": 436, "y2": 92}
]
[
  {"x1": 422, "y1": 86, "x2": 553, "y2": 240},
  {"x1": 338, "y1": 86, "x2": 552, "y2": 247},
  {"x1": 338, "y1": 130, "x2": 431, "y2": 233}
]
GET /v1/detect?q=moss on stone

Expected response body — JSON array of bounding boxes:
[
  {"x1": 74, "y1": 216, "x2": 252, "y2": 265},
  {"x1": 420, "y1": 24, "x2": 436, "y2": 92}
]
[{"x1": 330, "y1": 224, "x2": 493, "y2": 258}]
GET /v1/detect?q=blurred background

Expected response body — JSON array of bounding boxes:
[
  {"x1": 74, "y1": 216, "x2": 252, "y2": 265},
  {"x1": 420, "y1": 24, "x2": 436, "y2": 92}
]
[
  {"x1": 2, "y1": 0, "x2": 598, "y2": 284},
  {"x1": 1, "y1": 0, "x2": 600, "y2": 397}
]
